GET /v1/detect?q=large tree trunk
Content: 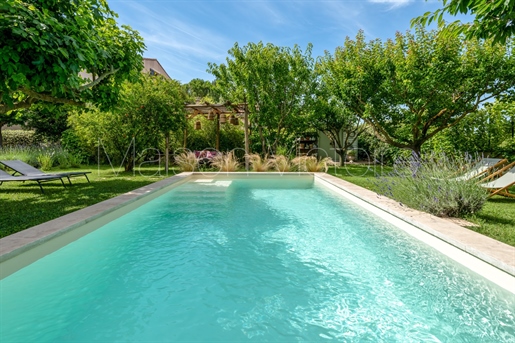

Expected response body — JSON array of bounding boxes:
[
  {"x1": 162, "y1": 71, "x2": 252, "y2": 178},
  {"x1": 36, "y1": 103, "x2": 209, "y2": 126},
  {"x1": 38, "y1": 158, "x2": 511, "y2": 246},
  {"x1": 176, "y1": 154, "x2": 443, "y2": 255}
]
[{"x1": 0, "y1": 124, "x2": 3, "y2": 148}]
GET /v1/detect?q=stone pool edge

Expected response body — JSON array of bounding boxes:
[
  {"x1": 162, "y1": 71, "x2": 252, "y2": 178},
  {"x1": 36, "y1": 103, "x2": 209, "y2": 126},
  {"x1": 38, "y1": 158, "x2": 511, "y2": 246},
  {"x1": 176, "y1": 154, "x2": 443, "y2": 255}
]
[
  {"x1": 0, "y1": 172, "x2": 193, "y2": 264},
  {"x1": 315, "y1": 173, "x2": 515, "y2": 280}
]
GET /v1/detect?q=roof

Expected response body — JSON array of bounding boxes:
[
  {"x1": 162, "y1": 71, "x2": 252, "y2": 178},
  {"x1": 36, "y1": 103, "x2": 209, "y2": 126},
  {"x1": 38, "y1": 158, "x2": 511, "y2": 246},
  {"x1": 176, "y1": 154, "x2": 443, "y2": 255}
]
[{"x1": 143, "y1": 58, "x2": 171, "y2": 80}]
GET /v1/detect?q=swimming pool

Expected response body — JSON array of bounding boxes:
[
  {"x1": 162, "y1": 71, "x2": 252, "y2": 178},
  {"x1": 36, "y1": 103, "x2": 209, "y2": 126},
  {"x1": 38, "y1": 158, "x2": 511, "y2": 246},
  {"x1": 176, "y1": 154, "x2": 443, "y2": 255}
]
[{"x1": 0, "y1": 174, "x2": 514, "y2": 342}]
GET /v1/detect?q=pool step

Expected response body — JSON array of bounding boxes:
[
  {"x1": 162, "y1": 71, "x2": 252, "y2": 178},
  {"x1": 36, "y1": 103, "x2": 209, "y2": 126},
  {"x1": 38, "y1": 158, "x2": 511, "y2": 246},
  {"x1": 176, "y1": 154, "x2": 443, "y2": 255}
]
[{"x1": 167, "y1": 182, "x2": 231, "y2": 212}]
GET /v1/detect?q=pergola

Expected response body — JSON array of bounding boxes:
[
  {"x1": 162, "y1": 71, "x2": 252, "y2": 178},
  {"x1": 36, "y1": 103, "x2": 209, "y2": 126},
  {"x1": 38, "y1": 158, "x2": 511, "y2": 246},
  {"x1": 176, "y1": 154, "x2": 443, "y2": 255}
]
[{"x1": 184, "y1": 102, "x2": 249, "y2": 156}]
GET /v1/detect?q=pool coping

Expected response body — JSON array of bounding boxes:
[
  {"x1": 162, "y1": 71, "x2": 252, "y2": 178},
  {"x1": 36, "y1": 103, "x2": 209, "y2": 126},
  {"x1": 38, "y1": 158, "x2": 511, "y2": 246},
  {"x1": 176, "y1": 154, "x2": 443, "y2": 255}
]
[
  {"x1": 0, "y1": 172, "x2": 194, "y2": 263},
  {"x1": 1, "y1": 171, "x2": 514, "y2": 284},
  {"x1": 314, "y1": 173, "x2": 515, "y2": 279}
]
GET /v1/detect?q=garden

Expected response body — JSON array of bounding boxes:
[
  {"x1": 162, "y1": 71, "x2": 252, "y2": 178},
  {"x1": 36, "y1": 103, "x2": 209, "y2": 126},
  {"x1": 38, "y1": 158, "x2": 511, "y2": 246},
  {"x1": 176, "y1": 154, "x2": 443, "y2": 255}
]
[{"x1": 1, "y1": 0, "x2": 515, "y2": 247}]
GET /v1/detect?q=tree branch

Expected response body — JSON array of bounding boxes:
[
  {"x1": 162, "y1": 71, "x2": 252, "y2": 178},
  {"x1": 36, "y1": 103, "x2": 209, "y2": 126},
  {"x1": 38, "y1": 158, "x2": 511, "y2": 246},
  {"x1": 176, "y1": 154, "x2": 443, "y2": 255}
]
[
  {"x1": 0, "y1": 97, "x2": 38, "y2": 114},
  {"x1": 365, "y1": 117, "x2": 411, "y2": 150},
  {"x1": 22, "y1": 88, "x2": 85, "y2": 107},
  {"x1": 78, "y1": 67, "x2": 120, "y2": 92}
]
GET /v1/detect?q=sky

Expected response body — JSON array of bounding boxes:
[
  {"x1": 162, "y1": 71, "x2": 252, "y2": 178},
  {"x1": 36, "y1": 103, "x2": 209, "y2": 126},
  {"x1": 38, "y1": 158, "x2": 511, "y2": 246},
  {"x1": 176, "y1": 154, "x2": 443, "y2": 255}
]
[{"x1": 108, "y1": 0, "x2": 459, "y2": 83}]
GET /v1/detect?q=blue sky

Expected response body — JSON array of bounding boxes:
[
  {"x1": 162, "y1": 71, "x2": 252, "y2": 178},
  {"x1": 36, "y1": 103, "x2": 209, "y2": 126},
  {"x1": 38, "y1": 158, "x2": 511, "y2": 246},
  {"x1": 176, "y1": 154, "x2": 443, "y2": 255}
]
[{"x1": 108, "y1": 0, "x2": 455, "y2": 83}]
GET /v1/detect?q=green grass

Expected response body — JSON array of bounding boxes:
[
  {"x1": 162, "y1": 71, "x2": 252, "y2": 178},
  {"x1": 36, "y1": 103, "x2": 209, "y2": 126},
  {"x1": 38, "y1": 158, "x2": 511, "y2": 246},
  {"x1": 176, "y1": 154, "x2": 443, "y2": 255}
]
[
  {"x1": 328, "y1": 164, "x2": 515, "y2": 247},
  {"x1": 0, "y1": 165, "x2": 174, "y2": 238}
]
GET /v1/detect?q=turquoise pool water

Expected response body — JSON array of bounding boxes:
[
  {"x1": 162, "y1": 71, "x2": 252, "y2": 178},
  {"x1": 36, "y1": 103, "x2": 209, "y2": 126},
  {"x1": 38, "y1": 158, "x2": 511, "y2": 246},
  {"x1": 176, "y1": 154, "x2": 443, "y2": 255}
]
[{"x1": 0, "y1": 177, "x2": 514, "y2": 342}]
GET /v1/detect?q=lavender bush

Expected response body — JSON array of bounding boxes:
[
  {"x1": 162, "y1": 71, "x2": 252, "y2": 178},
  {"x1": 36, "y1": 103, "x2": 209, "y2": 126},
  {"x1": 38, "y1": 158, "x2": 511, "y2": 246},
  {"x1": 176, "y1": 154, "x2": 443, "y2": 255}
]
[{"x1": 376, "y1": 153, "x2": 488, "y2": 217}]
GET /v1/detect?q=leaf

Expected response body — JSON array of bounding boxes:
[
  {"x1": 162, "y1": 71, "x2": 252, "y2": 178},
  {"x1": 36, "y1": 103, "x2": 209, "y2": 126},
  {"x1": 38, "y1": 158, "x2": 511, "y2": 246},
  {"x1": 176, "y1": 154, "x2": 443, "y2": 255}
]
[{"x1": 58, "y1": 48, "x2": 69, "y2": 59}]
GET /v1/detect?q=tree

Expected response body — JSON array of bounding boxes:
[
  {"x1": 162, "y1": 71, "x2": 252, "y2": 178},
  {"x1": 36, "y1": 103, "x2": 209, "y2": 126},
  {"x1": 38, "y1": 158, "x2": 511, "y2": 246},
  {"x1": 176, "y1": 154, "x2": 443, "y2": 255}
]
[
  {"x1": 69, "y1": 75, "x2": 187, "y2": 171},
  {"x1": 426, "y1": 100, "x2": 515, "y2": 157},
  {"x1": 0, "y1": 0, "x2": 145, "y2": 114},
  {"x1": 121, "y1": 74, "x2": 187, "y2": 172},
  {"x1": 412, "y1": 0, "x2": 515, "y2": 44},
  {"x1": 208, "y1": 42, "x2": 316, "y2": 154},
  {"x1": 321, "y1": 28, "x2": 515, "y2": 155},
  {"x1": 310, "y1": 80, "x2": 366, "y2": 164},
  {"x1": 183, "y1": 78, "x2": 217, "y2": 101}
]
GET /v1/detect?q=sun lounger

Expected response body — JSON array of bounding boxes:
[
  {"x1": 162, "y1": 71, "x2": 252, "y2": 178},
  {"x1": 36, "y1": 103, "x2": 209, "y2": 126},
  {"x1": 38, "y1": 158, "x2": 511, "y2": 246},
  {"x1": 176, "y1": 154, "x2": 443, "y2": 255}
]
[
  {"x1": 0, "y1": 169, "x2": 65, "y2": 193},
  {"x1": 0, "y1": 160, "x2": 90, "y2": 185},
  {"x1": 454, "y1": 158, "x2": 507, "y2": 181},
  {"x1": 480, "y1": 165, "x2": 515, "y2": 198}
]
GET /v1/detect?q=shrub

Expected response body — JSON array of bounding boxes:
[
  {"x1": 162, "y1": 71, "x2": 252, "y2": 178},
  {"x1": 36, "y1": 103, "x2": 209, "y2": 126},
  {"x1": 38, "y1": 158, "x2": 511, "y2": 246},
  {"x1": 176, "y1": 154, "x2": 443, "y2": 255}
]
[
  {"x1": 61, "y1": 129, "x2": 90, "y2": 164},
  {"x1": 375, "y1": 153, "x2": 488, "y2": 217},
  {"x1": 248, "y1": 154, "x2": 272, "y2": 172},
  {"x1": 54, "y1": 149, "x2": 83, "y2": 169},
  {"x1": 211, "y1": 151, "x2": 240, "y2": 172},
  {"x1": 2, "y1": 130, "x2": 37, "y2": 147},
  {"x1": 271, "y1": 155, "x2": 292, "y2": 172},
  {"x1": 174, "y1": 151, "x2": 198, "y2": 171},
  {"x1": 37, "y1": 149, "x2": 55, "y2": 170}
]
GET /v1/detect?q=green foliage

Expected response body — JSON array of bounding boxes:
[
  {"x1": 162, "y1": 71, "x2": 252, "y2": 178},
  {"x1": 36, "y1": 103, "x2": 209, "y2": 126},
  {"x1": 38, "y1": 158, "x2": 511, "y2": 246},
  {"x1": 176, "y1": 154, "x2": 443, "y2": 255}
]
[
  {"x1": 184, "y1": 116, "x2": 244, "y2": 152},
  {"x1": 1, "y1": 129, "x2": 36, "y2": 147},
  {"x1": 498, "y1": 138, "x2": 515, "y2": 161},
  {"x1": 69, "y1": 75, "x2": 188, "y2": 171},
  {"x1": 0, "y1": 0, "x2": 145, "y2": 114},
  {"x1": 376, "y1": 154, "x2": 488, "y2": 217},
  {"x1": 0, "y1": 145, "x2": 40, "y2": 166},
  {"x1": 0, "y1": 145, "x2": 82, "y2": 170},
  {"x1": 183, "y1": 78, "x2": 219, "y2": 101},
  {"x1": 20, "y1": 104, "x2": 70, "y2": 142},
  {"x1": 54, "y1": 149, "x2": 83, "y2": 169},
  {"x1": 412, "y1": 0, "x2": 515, "y2": 44},
  {"x1": 313, "y1": 68, "x2": 366, "y2": 164},
  {"x1": 321, "y1": 28, "x2": 515, "y2": 155},
  {"x1": 209, "y1": 42, "x2": 316, "y2": 153},
  {"x1": 61, "y1": 129, "x2": 90, "y2": 163},
  {"x1": 422, "y1": 100, "x2": 515, "y2": 157},
  {"x1": 37, "y1": 149, "x2": 55, "y2": 170},
  {"x1": 357, "y1": 128, "x2": 402, "y2": 165}
]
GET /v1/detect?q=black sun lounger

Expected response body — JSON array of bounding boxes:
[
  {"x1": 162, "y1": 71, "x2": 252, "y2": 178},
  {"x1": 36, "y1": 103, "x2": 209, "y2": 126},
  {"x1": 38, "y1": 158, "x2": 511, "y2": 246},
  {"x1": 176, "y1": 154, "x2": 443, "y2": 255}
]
[
  {"x1": 0, "y1": 169, "x2": 65, "y2": 193},
  {"x1": 0, "y1": 160, "x2": 91, "y2": 185}
]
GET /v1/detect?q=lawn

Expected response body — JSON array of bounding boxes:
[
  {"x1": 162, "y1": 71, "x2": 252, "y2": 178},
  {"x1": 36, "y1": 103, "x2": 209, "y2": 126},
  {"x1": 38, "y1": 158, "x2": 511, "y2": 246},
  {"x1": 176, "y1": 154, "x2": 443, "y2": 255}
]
[
  {"x1": 0, "y1": 165, "x2": 172, "y2": 238},
  {"x1": 1, "y1": 163, "x2": 514, "y2": 247},
  {"x1": 327, "y1": 164, "x2": 515, "y2": 247}
]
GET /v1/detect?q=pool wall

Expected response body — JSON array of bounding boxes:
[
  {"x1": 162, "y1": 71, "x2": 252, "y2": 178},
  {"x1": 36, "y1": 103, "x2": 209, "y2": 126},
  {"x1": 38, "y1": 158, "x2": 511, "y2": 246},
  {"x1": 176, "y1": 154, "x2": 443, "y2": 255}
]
[{"x1": 1, "y1": 172, "x2": 514, "y2": 294}]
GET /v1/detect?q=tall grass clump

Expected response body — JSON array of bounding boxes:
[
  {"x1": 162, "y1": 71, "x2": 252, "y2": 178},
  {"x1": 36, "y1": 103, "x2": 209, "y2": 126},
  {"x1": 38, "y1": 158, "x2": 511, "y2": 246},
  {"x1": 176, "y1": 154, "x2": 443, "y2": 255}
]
[
  {"x1": 376, "y1": 153, "x2": 488, "y2": 217},
  {"x1": 37, "y1": 149, "x2": 55, "y2": 170},
  {"x1": 212, "y1": 151, "x2": 240, "y2": 172},
  {"x1": 292, "y1": 156, "x2": 334, "y2": 172},
  {"x1": 174, "y1": 151, "x2": 198, "y2": 171},
  {"x1": 271, "y1": 155, "x2": 292, "y2": 172},
  {"x1": 248, "y1": 154, "x2": 272, "y2": 172}
]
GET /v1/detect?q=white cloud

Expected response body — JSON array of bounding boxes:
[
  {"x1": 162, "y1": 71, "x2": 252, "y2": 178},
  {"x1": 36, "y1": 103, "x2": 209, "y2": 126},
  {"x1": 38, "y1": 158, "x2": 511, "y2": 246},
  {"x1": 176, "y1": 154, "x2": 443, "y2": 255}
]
[{"x1": 368, "y1": 0, "x2": 413, "y2": 9}]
